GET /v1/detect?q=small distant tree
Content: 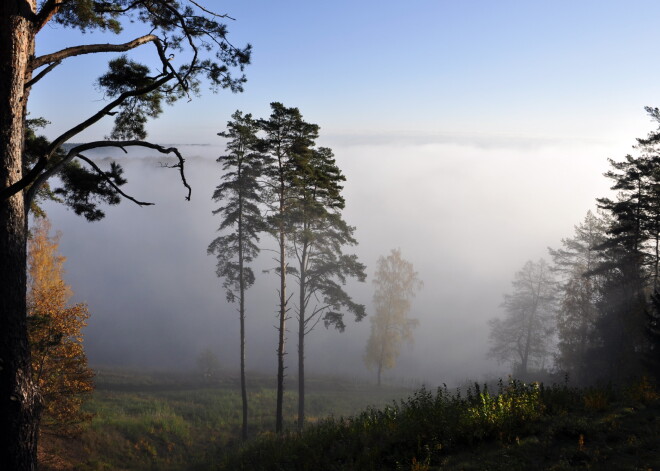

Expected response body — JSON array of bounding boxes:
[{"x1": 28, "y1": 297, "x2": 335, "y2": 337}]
[
  {"x1": 489, "y1": 259, "x2": 556, "y2": 377},
  {"x1": 27, "y1": 217, "x2": 94, "y2": 438},
  {"x1": 196, "y1": 348, "x2": 222, "y2": 381},
  {"x1": 208, "y1": 110, "x2": 263, "y2": 439},
  {"x1": 364, "y1": 249, "x2": 422, "y2": 386}
]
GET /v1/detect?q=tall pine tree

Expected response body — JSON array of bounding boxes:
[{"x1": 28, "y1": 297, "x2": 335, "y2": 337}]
[
  {"x1": 208, "y1": 111, "x2": 263, "y2": 440},
  {"x1": 260, "y1": 103, "x2": 317, "y2": 432},
  {"x1": 288, "y1": 145, "x2": 366, "y2": 430}
]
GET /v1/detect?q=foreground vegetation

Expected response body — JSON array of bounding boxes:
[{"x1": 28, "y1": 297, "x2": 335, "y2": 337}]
[
  {"x1": 41, "y1": 370, "x2": 660, "y2": 470},
  {"x1": 40, "y1": 369, "x2": 413, "y2": 470},
  {"x1": 219, "y1": 377, "x2": 660, "y2": 470}
]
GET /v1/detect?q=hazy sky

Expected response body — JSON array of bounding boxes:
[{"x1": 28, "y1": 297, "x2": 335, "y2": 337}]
[{"x1": 28, "y1": 1, "x2": 660, "y2": 385}]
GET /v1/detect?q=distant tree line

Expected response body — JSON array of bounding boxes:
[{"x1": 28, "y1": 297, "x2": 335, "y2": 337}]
[
  {"x1": 489, "y1": 107, "x2": 660, "y2": 385},
  {"x1": 209, "y1": 103, "x2": 366, "y2": 437}
]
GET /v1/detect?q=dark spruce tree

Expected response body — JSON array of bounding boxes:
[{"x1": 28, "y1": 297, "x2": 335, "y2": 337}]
[
  {"x1": 548, "y1": 210, "x2": 607, "y2": 384},
  {"x1": 259, "y1": 103, "x2": 318, "y2": 433},
  {"x1": 208, "y1": 111, "x2": 263, "y2": 440},
  {"x1": 644, "y1": 289, "x2": 660, "y2": 381},
  {"x1": 0, "y1": 2, "x2": 250, "y2": 468},
  {"x1": 288, "y1": 145, "x2": 366, "y2": 431},
  {"x1": 594, "y1": 148, "x2": 658, "y2": 381}
]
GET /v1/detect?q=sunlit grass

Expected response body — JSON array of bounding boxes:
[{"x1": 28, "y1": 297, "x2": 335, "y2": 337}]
[
  {"x1": 46, "y1": 372, "x2": 660, "y2": 471},
  {"x1": 218, "y1": 378, "x2": 660, "y2": 471}
]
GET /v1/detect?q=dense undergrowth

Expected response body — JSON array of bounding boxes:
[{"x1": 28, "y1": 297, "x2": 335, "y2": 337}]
[
  {"x1": 39, "y1": 371, "x2": 660, "y2": 470},
  {"x1": 217, "y1": 378, "x2": 660, "y2": 471}
]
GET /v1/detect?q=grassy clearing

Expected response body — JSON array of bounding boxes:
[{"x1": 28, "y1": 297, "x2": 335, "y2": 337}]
[
  {"x1": 41, "y1": 371, "x2": 660, "y2": 471},
  {"x1": 41, "y1": 369, "x2": 411, "y2": 471}
]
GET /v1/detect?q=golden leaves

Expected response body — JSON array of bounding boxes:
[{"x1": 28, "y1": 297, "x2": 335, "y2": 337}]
[{"x1": 28, "y1": 217, "x2": 94, "y2": 436}]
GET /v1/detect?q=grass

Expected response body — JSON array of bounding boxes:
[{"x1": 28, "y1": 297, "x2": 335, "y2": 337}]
[
  {"x1": 41, "y1": 371, "x2": 660, "y2": 471},
  {"x1": 41, "y1": 369, "x2": 412, "y2": 471},
  {"x1": 217, "y1": 378, "x2": 660, "y2": 470}
]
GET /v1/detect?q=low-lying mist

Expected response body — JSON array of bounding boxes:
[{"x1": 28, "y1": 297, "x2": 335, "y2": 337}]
[{"x1": 45, "y1": 134, "x2": 617, "y2": 387}]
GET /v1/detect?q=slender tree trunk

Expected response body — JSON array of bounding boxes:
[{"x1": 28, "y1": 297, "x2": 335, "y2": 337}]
[
  {"x1": 376, "y1": 362, "x2": 382, "y2": 387},
  {"x1": 0, "y1": 3, "x2": 42, "y2": 469},
  {"x1": 297, "y1": 246, "x2": 307, "y2": 431},
  {"x1": 275, "y1": 190, "x2": 287, "y2": 433},
  {"x1": 237, "y1": 181, "x2": 248, "y2": 441},
  {"x1": 376, "y1": 299, "x2": 392, "y2": 387}
]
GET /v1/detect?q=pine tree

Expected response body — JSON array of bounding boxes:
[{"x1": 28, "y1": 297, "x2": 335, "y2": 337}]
[
  {"x1": 364, "y1": 249, "x2": 421, "y2": 386},
  {"x1": 1, "y1": 3, "x2": 250, "y2": 467},
  {"x1": 27, "y1": 217, "x2": 94, "y2": 438},
  {"x1": 208, "y1": 111, "x2": 263, "y2": 440},
  {"x1": 593, "y1": 148, "x2": 657, "y2": 380},
  {"x1": 260, "y1": 103, "x2": 319, "y2": 432},
  {"x1": 288, "y1": 146, "x2": 366, "y2": 430},
  {"x1": 644, "y1": 289, "x2": 660, "y2": 380}
]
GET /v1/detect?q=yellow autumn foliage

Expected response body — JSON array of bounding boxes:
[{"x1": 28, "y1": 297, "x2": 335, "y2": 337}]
[{"x1": 27, "y1": 217, "x2": 94, "y2": 436}]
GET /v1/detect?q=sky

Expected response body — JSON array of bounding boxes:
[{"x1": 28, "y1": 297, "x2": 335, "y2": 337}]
[{"x1": 26, "y1": 1, "x2": 660, "y2": 386}]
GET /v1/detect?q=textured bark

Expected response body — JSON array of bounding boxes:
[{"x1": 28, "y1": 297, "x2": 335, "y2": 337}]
[{"x1": 0, "y1": 2, "x2": 42, "y2": 469}]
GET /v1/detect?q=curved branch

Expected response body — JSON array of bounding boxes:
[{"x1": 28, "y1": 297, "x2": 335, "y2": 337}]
[
  {"x1": 2, "y1": 73, "x2": 174, "y2": 201},
  {"x1": 31, "y1": 34, "x2": 158, "y2": 70},
  {"x1": 76, "y1": 153, "x2": 154, "y2": 207},
  {"x1": 188, "y1": 1, "x2": 236, "y2": 20},
  {"x1": 25, "y1": 139, "x2": 192, "y2": 212}
]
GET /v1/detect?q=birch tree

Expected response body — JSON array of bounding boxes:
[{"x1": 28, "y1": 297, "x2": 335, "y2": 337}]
[{"x1": 364, "y1": 249, "x2": 421, "y2": 386}]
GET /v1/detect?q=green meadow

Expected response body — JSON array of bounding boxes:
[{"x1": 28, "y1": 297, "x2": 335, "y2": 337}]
[{"x1": 42, "y1": 370, "x2": 660, "y2": 471}]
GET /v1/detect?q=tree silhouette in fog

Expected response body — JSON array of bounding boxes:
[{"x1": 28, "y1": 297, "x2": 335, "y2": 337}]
[
  {"x1": 286, "y1": 144, "x2": 366, "y2": 430},
  {"x1": 209, "y1": 111, "x2": 263, "y2": 440},
  {"x1": 489, "y1": 259, "x2": 556, "y2": 377},
  {"x1": 549, "y1": 210, "x2": 607, "y2": 384},
  {"x1": 364, "y1": 249, "x2": 422, "y2": 386}
]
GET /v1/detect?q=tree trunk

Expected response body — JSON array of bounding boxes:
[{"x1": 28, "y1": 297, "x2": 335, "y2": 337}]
[
  {"x1": 376, "y1": 362, "x2": 382, "y2": 387},
  {"x1": 0, "y1": 3, "x2": 41, "y2": 469},
  {"x1": 237, "y1": 185, "x2": 248, "y2": 441},
  {"x1": 275, "y1": 215, "x2": 286, "y2": 433},
  {"x1": 297, "y1": 248, "x2": 307, "y2": 431}
]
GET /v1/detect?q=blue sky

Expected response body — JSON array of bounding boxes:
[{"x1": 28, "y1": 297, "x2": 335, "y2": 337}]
[
  {"x1": 31, "y1": 1, "x2": 660, "y2": 144},
  {"x1": 32, "y1": 1, "x2": 660, "y2": 380}
]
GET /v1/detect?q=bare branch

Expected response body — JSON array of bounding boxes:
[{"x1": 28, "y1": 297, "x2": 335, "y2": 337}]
[
  {"x1": 25, "y1": 60, "x2": 61, "y2": 89},
  {"x1": 304, "y1": 314, "x2": 324, "y2": 335},
  {"x1": 31, "y1": 34, "x2": 159, "y2": 70},
  {"x1": 188, "y1": 1, "x2": 236, "y2": 20}
]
